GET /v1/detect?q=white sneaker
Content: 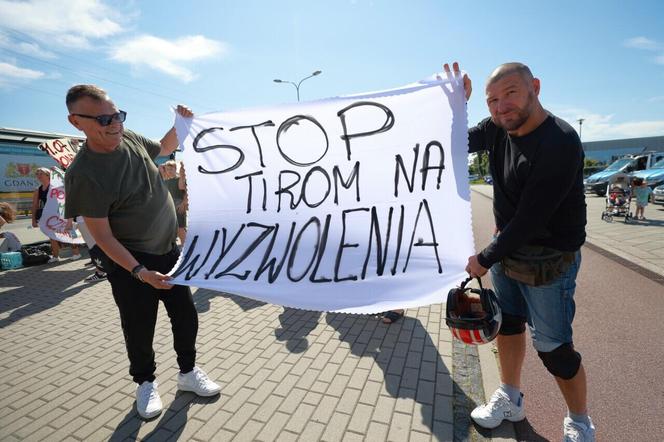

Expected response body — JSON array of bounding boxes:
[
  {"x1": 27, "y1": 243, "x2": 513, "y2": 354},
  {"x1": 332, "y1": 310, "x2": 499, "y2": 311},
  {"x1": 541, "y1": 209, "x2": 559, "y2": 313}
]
[
  {"x1": 70, "y1": 254, "x2": 81, "y2": 260},
  {"x1": 136, "y1": 381, "x2": 163, "y2": 419},
  {"x1": 470, "y1": 388, "x2": 525, "y2": 429},
  {"x1": 47, "y1": 256, "x2": 60, "y2": 264},
  {"x1": 177, "y1": 366, "x2": 220, "y2": 397},
  {"x1": 563, "y1": 416, "x2": 596, "y2": 442}
]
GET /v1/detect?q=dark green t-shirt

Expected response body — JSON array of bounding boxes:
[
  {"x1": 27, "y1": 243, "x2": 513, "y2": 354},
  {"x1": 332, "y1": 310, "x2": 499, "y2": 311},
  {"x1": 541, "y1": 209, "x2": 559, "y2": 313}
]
[{"x1": 64, "y1": 130, "x2": 177, "y2": 255}]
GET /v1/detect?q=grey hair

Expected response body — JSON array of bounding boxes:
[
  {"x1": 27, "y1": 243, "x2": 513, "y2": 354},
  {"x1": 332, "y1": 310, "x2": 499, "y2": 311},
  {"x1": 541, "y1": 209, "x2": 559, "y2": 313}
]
[{"x1": 66, "y1": 84, "x2": 109, "y2": 111}]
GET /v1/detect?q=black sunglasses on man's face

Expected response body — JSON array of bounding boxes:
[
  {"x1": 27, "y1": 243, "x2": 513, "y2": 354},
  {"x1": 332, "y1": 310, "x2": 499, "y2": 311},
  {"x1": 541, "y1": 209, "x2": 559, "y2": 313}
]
[{"x1": 71, "y1": 110, "x2": 127, "y2": 126}]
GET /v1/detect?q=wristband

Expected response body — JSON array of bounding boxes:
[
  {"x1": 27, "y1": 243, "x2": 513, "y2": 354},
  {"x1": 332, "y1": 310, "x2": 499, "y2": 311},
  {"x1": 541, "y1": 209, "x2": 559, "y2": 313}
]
[{"x1": 131, "y1": 264, "x2": 146, "y2": 282}]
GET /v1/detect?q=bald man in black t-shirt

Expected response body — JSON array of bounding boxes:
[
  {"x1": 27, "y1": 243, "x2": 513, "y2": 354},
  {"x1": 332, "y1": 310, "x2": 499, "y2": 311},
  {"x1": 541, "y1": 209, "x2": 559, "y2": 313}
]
[{"x1": 446, "y1": 62, "x2": 594, "y2": 441}]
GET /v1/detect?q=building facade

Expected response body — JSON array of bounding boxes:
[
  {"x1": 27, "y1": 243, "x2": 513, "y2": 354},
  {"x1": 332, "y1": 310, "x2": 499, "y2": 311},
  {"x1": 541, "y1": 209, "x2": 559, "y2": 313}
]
[
  {"x1": 0, "y1": 127, "x2": 83, "y2": 212},
  {"x1": 583, "y1": 135, "x2": 664, "y2": 164}
]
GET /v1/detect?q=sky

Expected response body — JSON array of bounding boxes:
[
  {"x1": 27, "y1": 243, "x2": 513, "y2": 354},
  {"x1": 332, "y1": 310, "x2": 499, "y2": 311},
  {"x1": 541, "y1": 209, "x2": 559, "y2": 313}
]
[{"x1": 0, "y1": 0, "x2": 663, "y2": 142}]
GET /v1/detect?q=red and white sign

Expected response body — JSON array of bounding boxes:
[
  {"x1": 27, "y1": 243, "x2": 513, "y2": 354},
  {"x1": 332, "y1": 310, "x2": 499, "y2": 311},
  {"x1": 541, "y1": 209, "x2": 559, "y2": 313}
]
[
  {"x1": 38, "y1": 138, "x2": 80, "y2": 170},
  {"x1": 38, "y1": 168, "x2": 84, "y2": 244}
]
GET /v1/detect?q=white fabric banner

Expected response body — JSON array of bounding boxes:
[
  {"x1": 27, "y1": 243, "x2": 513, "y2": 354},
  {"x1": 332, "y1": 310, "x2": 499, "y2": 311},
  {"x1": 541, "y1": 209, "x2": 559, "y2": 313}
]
[
  {"x1": 171, "y1": 74, "x2": 474, "y2": 313},
  {"x1": 38, "y1": 168, "x2": 85, "y2": 244}
]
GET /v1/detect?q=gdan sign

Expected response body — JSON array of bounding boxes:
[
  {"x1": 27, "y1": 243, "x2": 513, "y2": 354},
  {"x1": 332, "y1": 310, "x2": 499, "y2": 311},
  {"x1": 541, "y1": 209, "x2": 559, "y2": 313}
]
[{"x1": 170, "y1": 75, "x2": 474, "y2": 313}]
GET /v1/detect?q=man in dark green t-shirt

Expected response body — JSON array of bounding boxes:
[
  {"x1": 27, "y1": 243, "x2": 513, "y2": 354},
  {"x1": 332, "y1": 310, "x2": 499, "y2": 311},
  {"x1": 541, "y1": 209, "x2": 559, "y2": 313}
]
[{"x1": 64, "y1": 84, "x2": 220, "y2": 420}]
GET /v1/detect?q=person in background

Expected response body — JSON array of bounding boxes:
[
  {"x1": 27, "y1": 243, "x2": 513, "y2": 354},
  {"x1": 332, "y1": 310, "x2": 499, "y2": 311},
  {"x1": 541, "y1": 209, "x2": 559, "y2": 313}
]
[
  {"x1": 632, "y1": 177, "x2": 653, "y2": 220},
  {"x1": 32, "y1": 168, "x2": 81, "y2": 262},
  {"x1": 178, "y1": 161, "x2": 188, "y2": 245},
  {"x1": 159, "y1": 160, "x2": 187, "y2": 245},
  {"x1": 76, "y1": 218, "x2": 107, "y2": 282},
  {"x1": 0, "y1": 202, "x2": 22, "y2": 252}
]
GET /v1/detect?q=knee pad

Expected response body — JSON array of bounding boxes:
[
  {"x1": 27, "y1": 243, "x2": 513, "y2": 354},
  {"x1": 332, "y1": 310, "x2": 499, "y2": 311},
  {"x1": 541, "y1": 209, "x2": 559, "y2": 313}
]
[
  {"x1": 537, "y1": 343, "x2": 582, "y2": 380},
  {"x1": 498, "y1": 313, "x2": 526, "y2": 336}
]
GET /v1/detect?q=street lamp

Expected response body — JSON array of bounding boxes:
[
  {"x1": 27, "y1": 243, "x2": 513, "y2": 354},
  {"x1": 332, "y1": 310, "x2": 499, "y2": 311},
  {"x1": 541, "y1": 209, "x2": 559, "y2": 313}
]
[
  {"x1": 273, "y1": 70, "x2": 322, "y2": 101},
  {"x1": 577, "y1": 118, "x2": 585, "y2": 140}
]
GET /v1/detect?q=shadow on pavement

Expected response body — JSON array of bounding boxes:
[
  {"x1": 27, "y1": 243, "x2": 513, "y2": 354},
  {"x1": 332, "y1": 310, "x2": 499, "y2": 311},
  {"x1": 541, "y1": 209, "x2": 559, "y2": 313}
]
[
  {"x1": 325, "y1": 312, "x2": 477, "y2": 441},
  {"x1": 626, "y1": 218, "x2": 664, "y2": 227},
  {"x1": 274, "y1": 307, "x2": 322, "y2": 353},
  {"x1": 192, "y1": 288, "x2": 266, "y2": 313},
  {"x1": 109, "y1": 391, "x2": 220, "y2": 441},
  {"x1": 0, "y1": 264, "x2": 92, "y2": 328},
  {"x1": 513, "y1": 418, "x2": 551, "y2": 441}
]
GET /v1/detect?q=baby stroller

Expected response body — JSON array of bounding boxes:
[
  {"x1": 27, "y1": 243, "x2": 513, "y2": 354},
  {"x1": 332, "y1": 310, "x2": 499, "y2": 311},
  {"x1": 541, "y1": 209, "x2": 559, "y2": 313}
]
[{"x1": 601, "y1": 173, "x2": 633, "y2": 223}]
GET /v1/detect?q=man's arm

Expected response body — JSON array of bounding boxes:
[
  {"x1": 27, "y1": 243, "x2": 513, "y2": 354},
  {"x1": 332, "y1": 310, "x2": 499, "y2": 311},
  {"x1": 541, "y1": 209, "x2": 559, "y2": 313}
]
[
  {"x1": 83, "y1": 216, "x2": 174, "y2": 289},
  {"x1": 159, "y1": 105, "x2": 194, "y2": 157}
]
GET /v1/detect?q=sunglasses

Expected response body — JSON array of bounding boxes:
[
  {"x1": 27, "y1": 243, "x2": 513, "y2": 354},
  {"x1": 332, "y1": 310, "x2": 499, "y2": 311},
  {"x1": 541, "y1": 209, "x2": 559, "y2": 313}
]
[{"x1": 71, "y1": 110, "x2": 127, "y2": 126}]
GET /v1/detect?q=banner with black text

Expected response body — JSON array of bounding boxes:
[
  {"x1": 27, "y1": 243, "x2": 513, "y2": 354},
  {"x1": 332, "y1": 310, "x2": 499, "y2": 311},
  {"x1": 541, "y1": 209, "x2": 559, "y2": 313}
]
[{"x1": 171, "y1": 74, "x2": 474, "y2": 313}]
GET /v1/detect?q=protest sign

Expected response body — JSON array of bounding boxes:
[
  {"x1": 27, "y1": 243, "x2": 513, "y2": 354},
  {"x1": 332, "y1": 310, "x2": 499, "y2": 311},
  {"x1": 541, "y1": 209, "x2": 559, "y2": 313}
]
[
  {"x1": 38, "y1": 138, "x2": 80, "y2": 170},
  {"x1": 170, "y1": 74, "x2": 474, "y2": 313},
  {"x1": 38, "y1": 167, "x2": 84, "y2": 244}
]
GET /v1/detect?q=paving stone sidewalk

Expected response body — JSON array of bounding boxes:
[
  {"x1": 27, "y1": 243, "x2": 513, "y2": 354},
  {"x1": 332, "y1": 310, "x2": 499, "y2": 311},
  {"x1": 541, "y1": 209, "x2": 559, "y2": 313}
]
[
  {"x1": 7, "y1": 185, "x2": 656, "y2": 441},
  {"x1": 0, "y1": 256, "x2": 510, "y2": 441}
]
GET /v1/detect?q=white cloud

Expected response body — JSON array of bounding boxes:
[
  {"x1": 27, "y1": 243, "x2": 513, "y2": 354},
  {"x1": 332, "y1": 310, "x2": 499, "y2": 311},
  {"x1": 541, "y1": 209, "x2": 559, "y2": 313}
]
[
  {"x1": 110, "y1": 35, "x2": 228, "y2": 83},
  {"x1": 0, "y1": 60, "x2": 46, "y2": 88},
  {"x1": 648, "y1": 96, "x2": 664, "y2": 103},
  {"x1": 551, "y1": 106, "x2": 664, "y2": 141},
  {"x1": 623, "y1": 36, "x2": 659, "y2": 51},
  {"x1": 623, "y1": 36, "x2": 664, "y2": 67},
  {"x1": 0, "y1": 0, "x2": 126, "y2": 49},
  {"x1": 0, "y1": 1, "x2": 224, "y2": 84},
  {"x1": 0, "y1": 33, "x2": 57, "y2": 59},
  {"x1": 0, "y1": 61, "x2": 45, "y2": 79}
]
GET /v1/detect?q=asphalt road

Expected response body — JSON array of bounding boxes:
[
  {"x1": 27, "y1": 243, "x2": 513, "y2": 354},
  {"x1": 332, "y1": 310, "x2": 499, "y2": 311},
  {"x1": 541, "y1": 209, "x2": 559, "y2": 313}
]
[{"x1": 470, "y1": 188, "x2": 664, "y2": 442}]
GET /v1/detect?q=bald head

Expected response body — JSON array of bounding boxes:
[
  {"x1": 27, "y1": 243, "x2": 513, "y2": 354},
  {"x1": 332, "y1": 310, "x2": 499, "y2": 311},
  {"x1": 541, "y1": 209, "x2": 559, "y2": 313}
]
[
  {"x1": 484, "y1": 62, "x2": 546, "y2": 136},
  {"x1": 486, "y1": 62, "x2": 534, "y2": 89}
]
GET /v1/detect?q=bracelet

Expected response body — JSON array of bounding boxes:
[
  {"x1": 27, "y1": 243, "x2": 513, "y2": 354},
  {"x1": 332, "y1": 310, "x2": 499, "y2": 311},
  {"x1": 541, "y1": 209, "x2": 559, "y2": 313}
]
[{"x1": 131, "y1": 264, "x2": 146, "y2": 282}]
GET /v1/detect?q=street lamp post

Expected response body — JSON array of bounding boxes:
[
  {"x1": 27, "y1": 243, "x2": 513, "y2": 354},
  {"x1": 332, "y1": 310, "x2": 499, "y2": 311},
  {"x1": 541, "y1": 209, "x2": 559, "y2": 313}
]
[
  {"x1": 577, "y1": 118, "x2": 585, "y2": 140},
  {"x1": 274, "y1": 70, "x2": 322, "y2": 101}
]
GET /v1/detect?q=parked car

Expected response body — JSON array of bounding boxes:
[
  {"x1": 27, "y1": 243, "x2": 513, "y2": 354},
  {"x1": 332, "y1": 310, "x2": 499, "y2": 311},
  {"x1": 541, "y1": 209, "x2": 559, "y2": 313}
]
[
  {"x1": 630, "y1": 158, "x2": 664, "y2": 190},
  {"x1": 653, "y1": 184, "x2": 664, "y2": 206},
  {"x1": 584, "y1": 152, "x2": 664, "y2": 196},
  {"x1": 483, "y1": 175, "x2": 493, "y2": 184}
]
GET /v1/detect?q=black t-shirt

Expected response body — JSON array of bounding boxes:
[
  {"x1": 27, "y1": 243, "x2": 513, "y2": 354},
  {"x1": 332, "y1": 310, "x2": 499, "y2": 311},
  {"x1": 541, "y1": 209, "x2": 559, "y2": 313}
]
[
  {"x1": 468, "y1": 114, "x2": 586, "y2": 267},
  {"x1": 36, "y1": 184, "x2": 49, "y2": 220}
]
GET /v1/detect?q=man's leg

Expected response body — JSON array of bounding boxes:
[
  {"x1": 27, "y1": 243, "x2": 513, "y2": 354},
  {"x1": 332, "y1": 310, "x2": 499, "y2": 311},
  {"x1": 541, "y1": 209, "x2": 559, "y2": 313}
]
[
  {"x1": 496, "y1": 332, "x2": 526, "y2": 388},
  {"x1": 490, "y1": 261, "x2": 529, "y2": 390},
  {"x1": 522, "y1": 252, "x2": 594, "y2": 439},
  {"x1": 555, "y1": 363, "x2": 587, "y2": 414},
  {"x1": 108, "y1": 270, "x2": 159, "y2": 384},
  {"x1": 469, "y1": 263, "x2": 528, "y2": 429},
  {"x1": 151, "y1": 247, "x2": 198, "y2": 373},
  {"x1": 50, "y1": 239, "x2": 60, "y2": 257},
  {"x1": 160, "y1": 285, "x2": 198, "y2": 373}
]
